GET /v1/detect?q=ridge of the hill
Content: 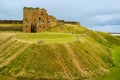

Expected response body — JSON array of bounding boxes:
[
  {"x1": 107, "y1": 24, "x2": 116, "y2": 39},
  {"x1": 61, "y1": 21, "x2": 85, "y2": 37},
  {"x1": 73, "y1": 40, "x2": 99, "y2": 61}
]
[{"x1": 47, "y1": 24, "x2": 88, "y2": 34}]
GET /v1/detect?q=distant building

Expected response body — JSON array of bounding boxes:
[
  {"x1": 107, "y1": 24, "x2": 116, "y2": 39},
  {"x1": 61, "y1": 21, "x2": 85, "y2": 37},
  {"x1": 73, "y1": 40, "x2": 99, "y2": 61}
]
[{"x1": 23, "y1": 7, "x2": 57, "y2": 33}]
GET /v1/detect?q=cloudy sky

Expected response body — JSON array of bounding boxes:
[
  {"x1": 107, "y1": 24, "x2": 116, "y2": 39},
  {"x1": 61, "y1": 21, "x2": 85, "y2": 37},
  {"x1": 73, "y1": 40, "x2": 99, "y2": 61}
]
[{"x1": 0, "y1": 0, "x2": 120, "y2": 32}]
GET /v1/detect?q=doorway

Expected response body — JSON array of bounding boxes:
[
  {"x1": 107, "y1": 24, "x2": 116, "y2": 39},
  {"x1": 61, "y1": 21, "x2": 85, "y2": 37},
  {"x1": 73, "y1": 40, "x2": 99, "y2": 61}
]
[{"x1": 31, "y1": 25, "x2": 36, "y2": 33}]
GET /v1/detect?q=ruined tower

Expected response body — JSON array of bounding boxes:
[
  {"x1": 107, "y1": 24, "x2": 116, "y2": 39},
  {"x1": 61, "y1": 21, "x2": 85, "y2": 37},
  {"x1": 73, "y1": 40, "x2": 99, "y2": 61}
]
[
  {"x1": 23, "y1": 7, "x2": 57, "y2": 33},
  {"x1": 48, "y1": 15, "x2": 58, "y2": 28}
]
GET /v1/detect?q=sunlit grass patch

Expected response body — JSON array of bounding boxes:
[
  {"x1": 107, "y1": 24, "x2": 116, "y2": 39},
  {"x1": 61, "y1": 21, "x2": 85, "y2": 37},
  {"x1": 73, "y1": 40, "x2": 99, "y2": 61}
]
[{"x1": 15, "y1": 32, "x2": 79, "y2": 43}]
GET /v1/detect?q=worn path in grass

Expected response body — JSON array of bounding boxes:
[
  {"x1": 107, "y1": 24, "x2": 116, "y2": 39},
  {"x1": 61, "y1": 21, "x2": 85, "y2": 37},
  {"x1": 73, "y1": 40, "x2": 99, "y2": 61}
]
[
  {"x1": 57, "y1": 52, "x2": 73, "y2": 80},
  {"x1": 65, "y1": 43, "x2": 88, "y2": 77},
  {"x1": 51, "y1": 45, "x2": 73, "y2": 80},
  {"x1": 0, "y1": 43, "x2": 30, "y2": 67}
]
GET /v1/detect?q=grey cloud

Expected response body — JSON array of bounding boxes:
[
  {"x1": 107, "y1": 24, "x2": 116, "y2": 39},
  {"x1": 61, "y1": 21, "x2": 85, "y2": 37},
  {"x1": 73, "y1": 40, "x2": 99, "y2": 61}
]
[
  {"x1": 80, "y1": 11, "x2": 120, "y2": 26},
  {"x1": 0, "y1": 0, "x2": 120, "y2": 25},
  {"x1": 106, "y1": 17, "x2": 120, "y2": 25}
]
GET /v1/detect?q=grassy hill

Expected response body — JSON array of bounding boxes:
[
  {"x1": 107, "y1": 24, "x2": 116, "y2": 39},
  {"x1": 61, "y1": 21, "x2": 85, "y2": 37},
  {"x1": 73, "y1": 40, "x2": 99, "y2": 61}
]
[
  {"x1": 47, "y1": 24, "x2": 88, "y2": 34},
  {"x1": 0, "y1": 24, "x2": 120, "y2": 80},
  {"x1": 15, "y1": 32, "x2": 79, "y2": 43}
]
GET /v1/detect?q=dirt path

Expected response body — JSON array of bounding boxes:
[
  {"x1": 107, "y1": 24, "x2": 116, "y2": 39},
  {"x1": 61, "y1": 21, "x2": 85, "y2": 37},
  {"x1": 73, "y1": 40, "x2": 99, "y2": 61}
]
[
  {"x1": 0, "y1": 36, "x2": 14, "y2": 49},
  {"x1": 17, "y1": 50, "x2": 33, "y2": 76},
  {"x1": 50, "y1": 45, "x2": 73, "y2": 80},
  {"x1": 65, "y1": 43, "x2": 89, "y2": 77},
  {"x1": 0, "y1": 43, "x2": 30, "y2": 67},
  {"x1": 0, "y1": 36, "x2": 13, "y2": 46},
  {"x1": 57, "y1": 53, "x2": 73, "y2": 80},
  {"x1": 0, "y1": 41, "x2": 17, "y2": 57}
]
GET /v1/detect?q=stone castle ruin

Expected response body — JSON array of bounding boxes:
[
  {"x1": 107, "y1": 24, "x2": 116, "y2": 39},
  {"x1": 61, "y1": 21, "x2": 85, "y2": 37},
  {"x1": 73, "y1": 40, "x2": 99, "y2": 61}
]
[
  {"x1": 0, "y1": 7, "x2": 81, "y2": 32},
  {"x1": 23, "y1": 7, "x2": 57, "y2": 33}
]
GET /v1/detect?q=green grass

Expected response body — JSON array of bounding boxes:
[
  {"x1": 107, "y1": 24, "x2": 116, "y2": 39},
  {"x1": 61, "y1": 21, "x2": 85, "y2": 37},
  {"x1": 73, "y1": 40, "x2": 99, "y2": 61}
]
[
  {"x1": 0, "y1": 24, "x2": 22, "y2": 27},
  {"x1": 0, "y1": 75, "x2": 15, "y2": 80},
  {"x1": 0, "y1": 24, "x2": 87, "y2": 43},
  {"x1": 48, "y1": 24, "x2": 87, "y2": 34},
  {"x1": 112, "y1": 46, "x2": 120, "y2": 66},
  {"x1": 0, "y1": 44, "x2": 67, "y2": 79},
  {"x1": 0, "y1": 42, "x2": 25, "y2": 64},
  {"x1": 98, "y1": 32, "x2": 120, "y2": 46},
  {"x1": 90, "y1": 46, "x2": 120, "y2": 80},
  {"x1": 0, "y1": 36, "x2": 114, "y2": 80},
  {"x1": 116, "y1": 36, "x2": 120, "y2": 38},
  {"x1": 15, "y1": 32, "x2": 79, "y2": 43},
  {"x1": 0, "y1": 24, "x2": 120, "y2": 80}
]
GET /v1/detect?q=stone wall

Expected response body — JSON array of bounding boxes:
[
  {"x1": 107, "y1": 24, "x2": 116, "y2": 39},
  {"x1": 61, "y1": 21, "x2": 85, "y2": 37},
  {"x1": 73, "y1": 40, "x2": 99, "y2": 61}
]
[
  {"x1": 23, "y1": 7, "x2": 57, "y2": 33},
  {"x1": 0, "y1": 7, "x2": 80, "y2": 32},
  {"x1": 48, "y1": 15, "x2": 58, "y2": 28}
]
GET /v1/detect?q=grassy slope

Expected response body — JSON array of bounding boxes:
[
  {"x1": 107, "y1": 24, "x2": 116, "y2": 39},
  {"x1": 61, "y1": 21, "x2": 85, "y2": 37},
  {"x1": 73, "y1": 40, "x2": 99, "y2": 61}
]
[
  {"x1": 0, "y1": 75, "x2": 15, "y2": 80},
  {"x1": 97, "y1": 32, "x2": 120, "y2": 46},
  {"x1": 117, "y1": 36, "x2": 120, "y2": 38},
  {"x1": 84, "y1": 31, "x2": 120, "y2": 80},
  {"x1": 0, "y1": 40, "x2": 113, "y2": 80},
  {"x1": 15, "y1": 32, "x2": 79, "y2": 43},
  {"x1": 0, "y1": 24, "x2": 120, "y2": 80},
  {"x1": 47, "y1": 24, "x2": 88, "y2": 34},
  {"x1": 92, "y1": 46, "x2": 120, "y2": 80}
]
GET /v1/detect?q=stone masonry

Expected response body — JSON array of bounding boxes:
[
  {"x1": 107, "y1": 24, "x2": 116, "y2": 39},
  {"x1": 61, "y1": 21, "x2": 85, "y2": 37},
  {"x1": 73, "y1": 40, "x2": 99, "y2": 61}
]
[{"x1": 23, "y1": 7, "x2": 57, "y2": 33}]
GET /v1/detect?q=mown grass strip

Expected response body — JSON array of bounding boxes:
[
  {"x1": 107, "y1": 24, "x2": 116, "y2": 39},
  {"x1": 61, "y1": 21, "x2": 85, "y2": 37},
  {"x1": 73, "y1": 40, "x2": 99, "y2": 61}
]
[
  {"x1": 15, "y1": 32, "x2": 78, "y2": 43},
  {"x1": 0, "y1": 40, "x2": 17, "y2": 57},
  {"x1": 0, "y1": 42, "x2": 25, "y2": 64}
]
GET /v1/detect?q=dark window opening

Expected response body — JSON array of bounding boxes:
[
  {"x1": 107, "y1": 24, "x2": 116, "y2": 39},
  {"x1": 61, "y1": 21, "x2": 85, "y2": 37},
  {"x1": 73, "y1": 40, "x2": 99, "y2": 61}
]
[
  {"x1": 39, "y1": 17, "x2": 41, "y2": 20},
  {"x1": 43, "y1": 26, "x2": 45, "y2": 28}
]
